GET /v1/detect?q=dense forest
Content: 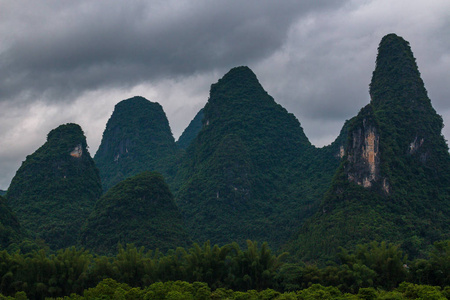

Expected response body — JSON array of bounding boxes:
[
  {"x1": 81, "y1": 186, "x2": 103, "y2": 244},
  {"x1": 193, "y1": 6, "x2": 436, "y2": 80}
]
[
  {"x1": 0, "y1": 33, "x2": 448, "y2": 298},
  {"x1": 0, "y1": 241, "x2": 448, "y2": 299}
]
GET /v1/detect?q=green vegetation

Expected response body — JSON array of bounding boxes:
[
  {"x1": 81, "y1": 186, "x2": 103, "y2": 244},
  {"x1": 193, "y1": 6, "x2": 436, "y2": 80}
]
[
  {"x1": 1, "y1": 33, "x2": 449, "y2": 299},
  {"x1": 94, "y1": 96, "x2": 180, "y2": 192},
  {"x1": 6, "y1": 124, "x2": 102, "y2": 250},
  {"x1": 0, "y1": 196, "x2": 21, "y2": 249},
  {"x1": 288, "y1": 34, "x2": 450, "y2": 262},
  {"x1": 42, "y1": 280, "x2": 450, "y2": 299},
  {"x1": 80, "y1": 171, "x2": 190, "y2": 254},
  {"x1": 0, "y1": 191, "x2": 6, "y2": 196},
  {"x1": 0, "y1": 241, "x2": 447, "y2": 299},
  {"x1": 177, "y1": 108, "x2": 204, "y2": 149},
  {"x1": 174, "y1": 66, "x2": 341, "y2": 249}
]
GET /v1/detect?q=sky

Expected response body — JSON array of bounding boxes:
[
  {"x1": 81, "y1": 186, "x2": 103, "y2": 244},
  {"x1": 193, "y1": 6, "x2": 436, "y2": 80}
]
[{"x1": 0, "y1": 0, "x2": 449, "y2": 189}]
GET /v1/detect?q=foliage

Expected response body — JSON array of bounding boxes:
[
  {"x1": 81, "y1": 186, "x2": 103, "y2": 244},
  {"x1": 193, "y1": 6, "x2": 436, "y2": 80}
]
[
  {"x1": 94, "y1": 96, "x2": 180, "y2": 192},
  {"x1": 0, "y1": 196, "x2": 21, "y2": 249},
  {"x1": 0, "y1": 240, "x2": 447, "y2": 298},
  {"x1": 0, "y1": 241, "x2": 287, "y2": 299},
  {"x1": 80, "y1": 171, "x2": 190, "y2": 255},
  {"x1": 177, "y1": 108, "x2": 204, "y2": 149},
  {"x1": 288, "y1": 34, "x2": 450, "y2": 262},
  {"x1": 5, "y1": 124, "x2": 102, "y2": 250},
  {"x1": 174, "y1": 66, "x2": 341, "y2": 249}
]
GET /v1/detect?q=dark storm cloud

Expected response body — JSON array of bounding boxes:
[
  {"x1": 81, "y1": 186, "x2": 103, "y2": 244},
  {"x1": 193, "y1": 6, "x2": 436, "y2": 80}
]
[
  {"x1": 1, "y1": 0, "x2": 449, "y2": 189},
  {"x1": 0, "y1": 0, "x2": 345, "y2": 103}
]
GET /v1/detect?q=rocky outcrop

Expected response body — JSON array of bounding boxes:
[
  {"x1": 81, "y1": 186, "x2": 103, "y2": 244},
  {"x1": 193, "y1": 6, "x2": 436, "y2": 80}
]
[
  {"x1": 344, "y1": 106, "x2": 387, "y2": 191},
  {"x1": 347, "y1": 121, "x2": 380, "y2": 188}
]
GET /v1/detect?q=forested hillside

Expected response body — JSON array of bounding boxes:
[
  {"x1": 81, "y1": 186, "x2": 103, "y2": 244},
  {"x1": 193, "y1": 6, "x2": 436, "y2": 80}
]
[
  {"x1": 80, "y1": 171, "x2": 190, "y2": 254},
  {"x1": 0, "y1": 195, "x2": 21, "y2": 249},
  {"x1": 288, "y1": 33, "x2": 450, "y2": 262},
  {"x1": 94, "y1": 96, "x2": 180, "y2": 192},
  {"x1": 176, "y1": 108, "x2": 204, "y2": 149},
  {"x1": 173, "y1": 66, "x2": 342, "y2": 248},
  {"x1": 0, "y1": 33, "x2": 448, "y2": 299},
  {"x1": 6, "y1": 124, "x2": 102, "y2": 250}
]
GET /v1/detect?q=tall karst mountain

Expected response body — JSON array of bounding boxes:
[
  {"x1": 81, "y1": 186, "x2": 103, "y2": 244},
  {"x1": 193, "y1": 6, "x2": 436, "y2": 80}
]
[
  {"x1": 174, "y1": 66, "x2": 342, "y2": 248},
  {"x1": 289, "y1": 34, "x2": 450, "y2": 261},
  {"x1": 80, "y1": 171, "x2": 190, "y2": 254},
  {"x1": 95, "y1": 96, "x2": 179, "y2": 191},
  {"x1": 6, "y1": 124, "x2": 102, "y2": 249}
]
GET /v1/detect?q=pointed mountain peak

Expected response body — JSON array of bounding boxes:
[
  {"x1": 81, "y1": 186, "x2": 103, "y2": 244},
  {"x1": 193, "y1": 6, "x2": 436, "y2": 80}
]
[
  {"x1": 95, "y1": 96, "x2": 177, "y2": 191},
  {"x1": 209, "y1": 66, "x2": 266, "y2": 103},
  {"x1": 47, "y1": 123, "x2": 86, "y2": 145},
  {"x1": 220, "y1": 66, "x2": 257, "y2": 82},
  {"x1": 114, "y1": 95, "x2": 159, "y2": 110},
  {"x1": 369, "y1": 33, "x2": 427, "y2": 108}
]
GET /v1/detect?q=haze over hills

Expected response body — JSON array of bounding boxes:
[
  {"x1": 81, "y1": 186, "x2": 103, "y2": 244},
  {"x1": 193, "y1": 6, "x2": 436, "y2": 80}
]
[
  {"x1": 6, "y1": 124, "x2": 102, "y2": 250},
  {"x1": 288, "y1": 33, "x2": 450, "y2": 261}
]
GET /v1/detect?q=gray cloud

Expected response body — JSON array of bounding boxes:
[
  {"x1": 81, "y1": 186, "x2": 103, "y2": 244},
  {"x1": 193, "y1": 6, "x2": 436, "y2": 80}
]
[
  {"x1": 0, "y1": 0, "x2": 343, "y2": 103},
  {"x1": 0, "y1": 0, "x2": 449, "y2": 189}
]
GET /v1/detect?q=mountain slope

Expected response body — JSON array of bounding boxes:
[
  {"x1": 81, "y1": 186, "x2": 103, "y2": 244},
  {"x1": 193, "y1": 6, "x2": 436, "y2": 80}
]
[
  {"x1": 177, "y1": 108, "x2": 204, "y2": 149},
  {"x1": 288, "y1": 34, "x2": 450, "y2": 261},
  {"x1": 80, "y1": 171, "x2": 190, "y2": 254},
  {"x1": 0, "y1": 195, "x2": 21, "y2": 249},
  {"x1": 94, "y1": 96, "x2": 179, "y2": 191},
  {"x1": 6, "y1": 123, "x2": 102, "y2": 249},
  {"x1": 174, "y1": 66, "x2": 341, "y2": 248}
]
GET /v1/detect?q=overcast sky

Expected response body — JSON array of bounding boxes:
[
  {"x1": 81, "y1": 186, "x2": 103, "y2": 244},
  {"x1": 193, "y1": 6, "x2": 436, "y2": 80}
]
[{"x1": 1, "y1": 0, "x2": 449, "y2": 189}]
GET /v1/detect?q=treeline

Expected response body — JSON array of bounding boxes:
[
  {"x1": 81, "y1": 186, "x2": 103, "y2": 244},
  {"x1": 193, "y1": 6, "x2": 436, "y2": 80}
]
[
  {"x1": 0, "y1": 240, "x2": 448, "y2": 299},
  {"x1": 17, "y1": 279, "x2": 449, "y2": 299}
]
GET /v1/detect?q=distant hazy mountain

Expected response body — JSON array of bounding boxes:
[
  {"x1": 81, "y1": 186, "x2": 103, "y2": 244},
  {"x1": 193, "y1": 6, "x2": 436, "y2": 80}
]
[
  {"x1": 6, "y1": 123, "x2": 102, "y2": 249},
  {"x1": 288, "y1": 34, "x2": 450, "y2": 261},
  {"x1": 80, "y1": 171, "x2": 190, "y2": 254},
  {"x1": 177, "y1": 108, "x2": 204, "y2": 150},
  {"x1": 174, "y1": 66, "x2": 341, "y2": 248}
]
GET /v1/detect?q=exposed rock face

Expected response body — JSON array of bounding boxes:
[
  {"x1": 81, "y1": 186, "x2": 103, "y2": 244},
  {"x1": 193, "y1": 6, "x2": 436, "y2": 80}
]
[
  {"x1": 70, "y1": 144, "x2": 83, "y2": 158},
  {"x1": 347, "y1": 120, "x2": 380, "y2": 188},
  {"x1": 409, "y1": 136, "x2": 424, "y2": 154}
]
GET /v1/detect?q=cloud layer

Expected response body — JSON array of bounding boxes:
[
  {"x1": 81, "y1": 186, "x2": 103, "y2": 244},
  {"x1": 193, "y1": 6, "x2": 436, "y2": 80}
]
[{"x1": 1, "y1": 0, "x2": 449, "y2": 189}]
